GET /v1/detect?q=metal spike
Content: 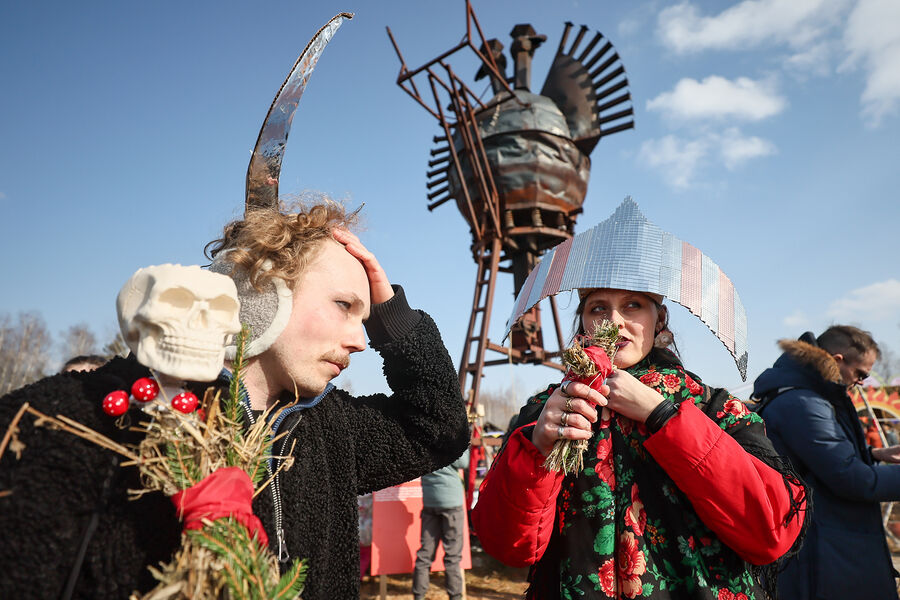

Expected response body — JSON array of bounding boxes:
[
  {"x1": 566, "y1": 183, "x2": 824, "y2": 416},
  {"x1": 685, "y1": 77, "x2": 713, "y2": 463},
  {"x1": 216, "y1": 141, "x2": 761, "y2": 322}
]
[
  {"x1": 598, "y1": 107, "x2": 633, "y2": 124},
  {"x1": 594, "y1": 78, "x2": 628, "y2": 100},
  {"x1": 427, "y1": 185, "x2": 449, "y2": 200},
  {"x1": 567, "y1": 25, "x2": 588, "y2": 56},
  {"x1": 426, "y1": 166, "x2": 449, "y2": 179},
  {"x1": 556, "y1": 22, "x2": 574, "y2": 55},
  {"x1": 597, "y1": 91, "x2": 631, "y2": 112},
  {"x1": 592, "y1": 65, "x2": 625, "y2": 90},
  {"x1": 583, "y1": 41, "x2": 612, "y2": 71},
  {"x1": 599, "y1": 121, "x2": 635, "y2": 137},
  {"x1": 430, "y1": 145, "x2": 450, "y2": 157},
  {"x1": 589, "y1": 52, "x2": 620, "y2": 80},
  {"x1": 577, "y1": 32, "x2": 603, "y2": 62},
  {"x1": 427, "y1": 175, "x2": 449, "y2": 189},
  {"x1": 427, "y1": 195, "x2": 452, "y2": 211},
  {"x1": 428, "y1": 155, "x2": 450, "y2": 168},
  {"x1": 432, "y1": 135, "x2": 448, "y2": 143}
]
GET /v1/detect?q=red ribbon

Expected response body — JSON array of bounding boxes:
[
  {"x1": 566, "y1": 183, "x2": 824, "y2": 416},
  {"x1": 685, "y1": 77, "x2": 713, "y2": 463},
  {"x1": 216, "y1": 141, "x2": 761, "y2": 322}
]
[
  {"x1": 171, "y1": 466, "x2": 268, "y2": 547},
  {"x1": 563, "y1": 345, "x2": 614, "y2": 391}
]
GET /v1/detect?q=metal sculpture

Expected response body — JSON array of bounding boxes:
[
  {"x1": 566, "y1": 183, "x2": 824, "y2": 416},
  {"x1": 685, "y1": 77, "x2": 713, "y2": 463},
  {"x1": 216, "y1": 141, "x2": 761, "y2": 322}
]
[{"x1": 387, "y1": 3, "x2": 634, "y2": 413}]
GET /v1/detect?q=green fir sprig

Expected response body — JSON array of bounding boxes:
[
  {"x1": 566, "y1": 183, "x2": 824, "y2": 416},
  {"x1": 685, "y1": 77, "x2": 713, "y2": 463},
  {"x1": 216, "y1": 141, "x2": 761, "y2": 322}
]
[{"x1": 189, "y1": 517, "x2": 307, "y2": 600}]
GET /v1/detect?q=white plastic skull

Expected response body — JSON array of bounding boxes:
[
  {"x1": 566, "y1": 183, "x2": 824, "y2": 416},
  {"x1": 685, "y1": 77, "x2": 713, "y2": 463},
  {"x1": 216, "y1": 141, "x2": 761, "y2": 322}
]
[{"x1": 117, "y1": 264, "x2": 241, "y2": 381}]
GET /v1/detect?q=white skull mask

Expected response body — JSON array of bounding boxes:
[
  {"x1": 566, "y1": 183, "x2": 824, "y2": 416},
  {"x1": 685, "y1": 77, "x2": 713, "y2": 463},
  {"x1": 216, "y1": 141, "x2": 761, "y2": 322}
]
[{"x1": 117, "y1": 264, "x2": 241, "y2": 381}]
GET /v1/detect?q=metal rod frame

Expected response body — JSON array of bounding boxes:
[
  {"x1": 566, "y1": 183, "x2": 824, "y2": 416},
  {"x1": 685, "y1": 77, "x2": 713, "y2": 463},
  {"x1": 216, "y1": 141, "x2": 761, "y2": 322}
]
[{"x1": 387, "y1": 1, "x2": 567, "y2": 423}]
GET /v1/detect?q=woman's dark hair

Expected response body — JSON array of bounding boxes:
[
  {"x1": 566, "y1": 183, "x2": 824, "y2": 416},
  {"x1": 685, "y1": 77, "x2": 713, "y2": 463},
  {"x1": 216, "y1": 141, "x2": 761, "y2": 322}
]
[{"x1": 572, "y1": 290, "x2": 679, "y2": 356}]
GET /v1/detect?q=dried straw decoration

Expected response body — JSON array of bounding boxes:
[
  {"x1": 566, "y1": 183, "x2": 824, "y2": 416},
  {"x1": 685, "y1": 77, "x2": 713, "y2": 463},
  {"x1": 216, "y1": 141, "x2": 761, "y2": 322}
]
[
  {"x1": 1, "y1": 326, "x2": 307, "y2": 600},
  {"x1": 543, "y1": 319, "x2": 619, "y2": 475}
]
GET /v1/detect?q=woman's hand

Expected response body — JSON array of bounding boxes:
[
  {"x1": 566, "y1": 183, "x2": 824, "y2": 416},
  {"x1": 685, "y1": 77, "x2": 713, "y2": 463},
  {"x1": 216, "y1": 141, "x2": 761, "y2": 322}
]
[
  {"x1": 532, "y1": 381, "x2": 608, "y2": 456},
  {"x1": 604, "y1": 369, "x2": 666, "y2": 423},
  {"x1": 331, "y1": 228, "x2": 394, "y2": 305}
]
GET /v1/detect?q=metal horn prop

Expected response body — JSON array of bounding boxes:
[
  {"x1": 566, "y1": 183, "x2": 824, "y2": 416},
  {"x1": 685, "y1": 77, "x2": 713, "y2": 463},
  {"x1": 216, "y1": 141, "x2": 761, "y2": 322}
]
[{"x1": 245, "y1": 12, "x2": 353, "y2": 213}]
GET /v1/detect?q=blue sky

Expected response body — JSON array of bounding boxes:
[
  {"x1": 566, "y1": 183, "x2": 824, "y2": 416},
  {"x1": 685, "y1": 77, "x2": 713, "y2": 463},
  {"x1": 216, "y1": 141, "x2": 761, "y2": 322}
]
[{"x1": 1, "y1": 0, "x2": 898, "y2": 403}]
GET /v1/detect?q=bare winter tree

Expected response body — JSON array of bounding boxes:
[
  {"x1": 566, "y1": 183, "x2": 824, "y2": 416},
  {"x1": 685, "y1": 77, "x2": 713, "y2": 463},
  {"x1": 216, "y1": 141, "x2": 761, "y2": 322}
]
[
  {"x1": 873, "y1": 342, "x2": 900, "y2": 383},
  {"x1": 479, "y1": 385, "x2": 525, "y2": 431},
  {"x1": 60, "y1": 323, "x2": 98, "y2": 361},
  {"x1": 102, "y1": 331, "x2": 130, "y2": 360},
  {"x1": 0, "y1": 312, "x2": 54, "y2": 396}
]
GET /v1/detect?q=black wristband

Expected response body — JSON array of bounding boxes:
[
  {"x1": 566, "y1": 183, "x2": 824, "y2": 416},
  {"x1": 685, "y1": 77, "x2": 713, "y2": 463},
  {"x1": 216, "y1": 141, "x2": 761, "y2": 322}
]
[{"x1": 645, "y1": 400, "x2": 679, "y2": 433}]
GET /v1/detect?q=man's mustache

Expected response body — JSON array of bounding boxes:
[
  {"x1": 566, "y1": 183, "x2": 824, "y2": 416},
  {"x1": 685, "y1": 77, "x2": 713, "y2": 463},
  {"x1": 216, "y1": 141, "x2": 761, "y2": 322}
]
[{"x1": 322, "y1": 352, "x2": 350, "y2": 370}]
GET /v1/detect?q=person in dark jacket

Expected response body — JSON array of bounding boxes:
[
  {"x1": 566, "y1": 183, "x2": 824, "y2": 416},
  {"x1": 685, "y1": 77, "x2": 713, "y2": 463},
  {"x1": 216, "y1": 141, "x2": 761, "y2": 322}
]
[
  {"x1": 753, "y1": 325, "x2": 900, "y2": 600},
  {"x1": 0, "y1": 202, "x2": 469, "y2": 600},
  {"x1": 412, "y1": 448, "x2": 470, "y2": 600}
]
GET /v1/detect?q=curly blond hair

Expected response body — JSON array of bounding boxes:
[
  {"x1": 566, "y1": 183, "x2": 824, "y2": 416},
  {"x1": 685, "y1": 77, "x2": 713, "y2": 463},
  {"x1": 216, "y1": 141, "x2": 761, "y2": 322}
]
[{"x1": 205, "y1": 200, "x2": 359, "y2": 291}]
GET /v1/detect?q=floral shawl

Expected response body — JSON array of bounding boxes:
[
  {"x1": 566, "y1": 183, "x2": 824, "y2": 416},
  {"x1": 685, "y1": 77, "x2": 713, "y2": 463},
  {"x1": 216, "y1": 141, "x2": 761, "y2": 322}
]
[{"x1": 521, "y1": 349, "x2": 804, "y2": 600}]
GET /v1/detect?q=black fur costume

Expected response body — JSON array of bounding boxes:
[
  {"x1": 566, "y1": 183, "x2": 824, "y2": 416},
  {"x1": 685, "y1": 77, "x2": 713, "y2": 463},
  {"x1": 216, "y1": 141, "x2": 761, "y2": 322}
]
[{"x1": 0, "y1": 287, "x2": 469, "y2": 599}]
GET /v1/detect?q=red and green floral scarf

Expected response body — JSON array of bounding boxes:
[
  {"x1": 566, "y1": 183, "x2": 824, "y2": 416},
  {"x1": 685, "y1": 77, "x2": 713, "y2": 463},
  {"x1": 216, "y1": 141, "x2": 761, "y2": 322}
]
[{"x1": 523, "y1": 349, "x2": 799, "y2": 600}]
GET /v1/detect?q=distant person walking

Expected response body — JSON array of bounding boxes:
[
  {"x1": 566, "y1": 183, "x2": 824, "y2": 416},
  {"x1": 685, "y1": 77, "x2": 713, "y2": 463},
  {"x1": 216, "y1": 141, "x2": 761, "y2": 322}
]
[
  {"x1": 412, "y1": 449, "x2": 469, "y2": 600},
  {"x1": 754, "y1": 326, "x2": 900, "y2": 599}
]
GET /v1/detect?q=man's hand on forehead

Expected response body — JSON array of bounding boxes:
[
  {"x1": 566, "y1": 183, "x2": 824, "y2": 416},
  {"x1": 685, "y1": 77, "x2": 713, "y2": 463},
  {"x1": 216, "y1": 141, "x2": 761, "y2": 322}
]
[{"x1": 331, "y1": 228, "x2": 394, "y2": 305}]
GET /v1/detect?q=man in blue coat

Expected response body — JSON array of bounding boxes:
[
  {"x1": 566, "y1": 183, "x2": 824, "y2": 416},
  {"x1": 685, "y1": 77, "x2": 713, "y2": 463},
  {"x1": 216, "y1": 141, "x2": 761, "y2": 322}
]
[{"x1": 754, "y1": 325, "x2": 900, "y2": 599}]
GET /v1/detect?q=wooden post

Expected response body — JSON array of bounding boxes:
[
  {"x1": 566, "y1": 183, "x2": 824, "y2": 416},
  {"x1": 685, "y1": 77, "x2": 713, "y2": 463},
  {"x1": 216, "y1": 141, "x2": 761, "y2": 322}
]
[{"x1": 460, "y1": 563, "x2": 467, "y2": 599}]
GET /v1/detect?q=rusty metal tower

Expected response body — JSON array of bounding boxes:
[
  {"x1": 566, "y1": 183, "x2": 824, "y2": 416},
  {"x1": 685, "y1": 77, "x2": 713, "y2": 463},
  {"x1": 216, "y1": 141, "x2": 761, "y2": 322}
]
[{"x1": 387, "y1": 2, "x2": 634, "y2": 416}]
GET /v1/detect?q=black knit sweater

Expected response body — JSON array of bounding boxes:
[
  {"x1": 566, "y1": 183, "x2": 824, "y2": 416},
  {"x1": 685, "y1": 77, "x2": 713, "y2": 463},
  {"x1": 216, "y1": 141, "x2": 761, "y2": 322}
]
[{"x1": 0, "y1": 286, "x2": 469, "y2": 599}]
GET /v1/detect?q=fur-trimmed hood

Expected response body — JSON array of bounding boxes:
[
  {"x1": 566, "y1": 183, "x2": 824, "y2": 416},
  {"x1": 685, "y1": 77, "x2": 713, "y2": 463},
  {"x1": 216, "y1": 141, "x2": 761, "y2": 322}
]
[
  {"x1": 775, "y1": 339, "x2": 842, "y2": 384},
  {"x1": 753, "y1": 333, "x2": 846, "y2": 400}
]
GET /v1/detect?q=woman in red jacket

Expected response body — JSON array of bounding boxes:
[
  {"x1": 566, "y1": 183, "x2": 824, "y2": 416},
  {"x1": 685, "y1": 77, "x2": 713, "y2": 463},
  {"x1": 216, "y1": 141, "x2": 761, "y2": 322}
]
[{"x1": 472, "y1": 287, "x2": 807, "y2": 600}]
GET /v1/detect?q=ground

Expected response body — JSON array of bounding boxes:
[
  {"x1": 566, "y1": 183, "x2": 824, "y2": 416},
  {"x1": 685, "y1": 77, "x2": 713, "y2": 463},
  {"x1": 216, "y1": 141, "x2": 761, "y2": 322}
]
[
  {"x1": 359, "y1": 546, "x2": 529, "y2": 599},
  {"x1": 361, "y1": 520, "x2": 900, "y2": 599}
]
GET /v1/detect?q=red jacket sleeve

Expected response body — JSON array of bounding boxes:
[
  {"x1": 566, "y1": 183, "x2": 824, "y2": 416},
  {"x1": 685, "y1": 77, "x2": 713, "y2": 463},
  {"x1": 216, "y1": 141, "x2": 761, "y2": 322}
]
[
  {"x1": 470, "y1": 426, "x2": 563, "y2": 567},
  {"x1": 643, "y1": 401, "x2": 804, "y2": 565}
]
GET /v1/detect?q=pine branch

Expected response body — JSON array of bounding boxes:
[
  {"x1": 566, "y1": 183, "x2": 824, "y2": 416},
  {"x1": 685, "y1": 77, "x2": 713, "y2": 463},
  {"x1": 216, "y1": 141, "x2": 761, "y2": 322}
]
[
  {"x1": 274, "y1": 561, "x2": 308, "y2": 600},
  {"x1": 226, "y1": 324, "x2": 251, "y2": 424}
]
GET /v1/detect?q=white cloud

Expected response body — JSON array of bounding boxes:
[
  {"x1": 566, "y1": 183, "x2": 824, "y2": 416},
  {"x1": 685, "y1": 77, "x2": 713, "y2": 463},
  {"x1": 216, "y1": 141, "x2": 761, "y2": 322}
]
[
  {"x1": 639, "y1": 128, "x2": 774, "y2": 187},
  {"x1": 0, "y1": 192, "x2": 6, "y2": 201},
  {"x1": 717, "y1": 127, "x2": 776, "y2": 169},
  {"x1": 827, "y1": 279, "x2": 900, "y2": 321},
  {"x1": 657, "y1": 0, "x2": 849, "y2": 54},
  {"x1": 840, "y1": 0, "x2": 900, "y2": 126},
  {"x1": 638, "y1": 135, "x2": 709, "y2": 189},
  {"x1": 784, "y1": 42, "x2": 834, "y2": 77},
  {"x1": 655, "y1": 0, "x2": 899, "y2": 126},
  {"x1": 783, "y1": 310, "x2": 810, "y2": 328},
  {"x1": 646, "y1": 76, "x2": 786, "y2": 122}
]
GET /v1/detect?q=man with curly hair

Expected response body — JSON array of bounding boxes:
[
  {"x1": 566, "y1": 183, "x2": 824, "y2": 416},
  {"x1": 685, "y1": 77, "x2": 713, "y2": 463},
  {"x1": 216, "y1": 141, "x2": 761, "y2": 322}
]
[
  {"x1": 205, "y1": 202, "x2": 471, "y2": 598},
  {"x1": 0, "y1": 202, "x2": 469, "y2": 600}
]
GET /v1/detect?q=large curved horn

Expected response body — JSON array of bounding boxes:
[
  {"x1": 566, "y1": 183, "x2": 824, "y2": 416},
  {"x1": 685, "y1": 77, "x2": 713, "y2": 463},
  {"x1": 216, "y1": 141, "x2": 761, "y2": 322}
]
[{"x1": 245, "y1": 12, "x2": 353, "y2": 213}]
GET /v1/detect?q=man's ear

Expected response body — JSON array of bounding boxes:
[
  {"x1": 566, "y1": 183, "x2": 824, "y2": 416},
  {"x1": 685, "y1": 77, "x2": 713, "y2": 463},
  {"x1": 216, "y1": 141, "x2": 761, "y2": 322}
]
[{"x1": 832, "y1": 353, "x2": 845, "y2": 363}]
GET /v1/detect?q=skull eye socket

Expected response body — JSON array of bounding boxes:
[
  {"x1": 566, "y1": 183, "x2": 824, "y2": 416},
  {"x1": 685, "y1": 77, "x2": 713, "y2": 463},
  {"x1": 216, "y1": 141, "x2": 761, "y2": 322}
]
[
  {"x1": 209, "y1": 295, "x2": 239, "y2": 319},
  {"x1": 157, "y1": 287, "x2": 195, "y2": 310}
]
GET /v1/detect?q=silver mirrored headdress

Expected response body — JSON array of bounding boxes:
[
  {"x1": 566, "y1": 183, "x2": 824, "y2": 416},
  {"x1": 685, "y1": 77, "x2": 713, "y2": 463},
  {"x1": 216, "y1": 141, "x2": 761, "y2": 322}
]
[{"x1": 504, "y1": 197, "x2": 749, "y2": 379}]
